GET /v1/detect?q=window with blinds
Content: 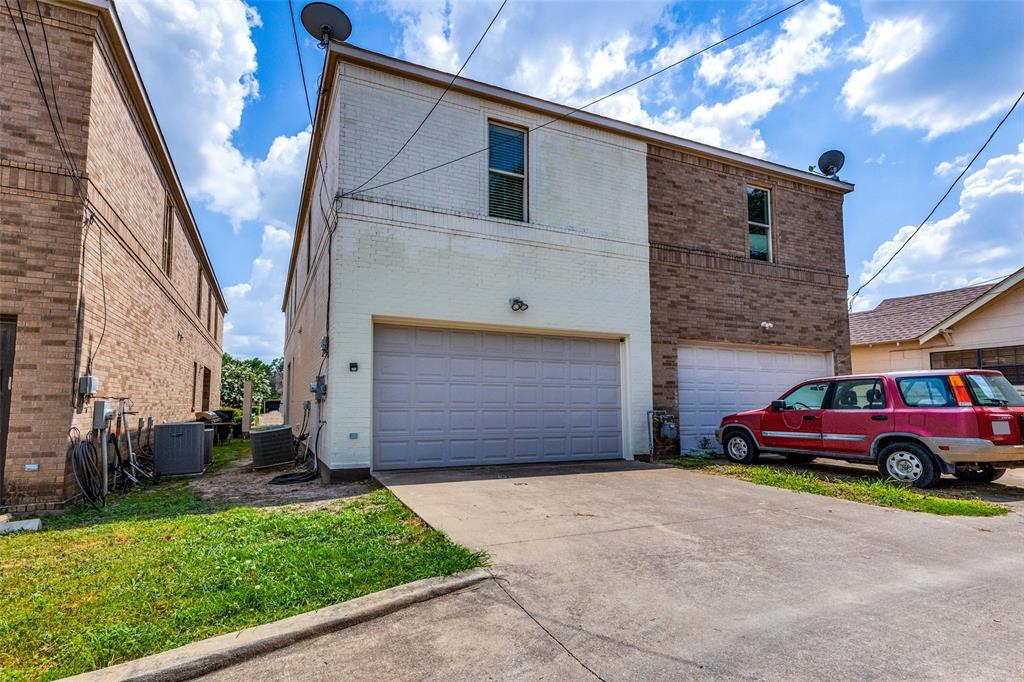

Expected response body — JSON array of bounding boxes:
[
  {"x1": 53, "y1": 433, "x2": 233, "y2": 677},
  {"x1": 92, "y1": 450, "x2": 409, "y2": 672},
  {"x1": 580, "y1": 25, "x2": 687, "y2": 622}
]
[
  {"x1": 931, "y1": 345, "x2": 1024, "y2": 384},
  {"x1": 488, "y1": 122, "x2": 526, "y2": 221}
]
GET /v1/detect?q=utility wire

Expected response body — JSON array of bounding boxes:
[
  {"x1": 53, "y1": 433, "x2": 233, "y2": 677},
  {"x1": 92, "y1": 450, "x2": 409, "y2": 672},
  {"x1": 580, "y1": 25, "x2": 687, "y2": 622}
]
[
  {"x1": 287, "y1": 0, "x2": 335, "y2": 232},
  {"x1": 848, "y1": 89, "x2": 1024, "y2": 311},
  {"x1": 348, "y1": 0, "x2": 510, "y2": 195},
  {"x1": 342, "y1": 0, "x2": 808, "y2": 199}
]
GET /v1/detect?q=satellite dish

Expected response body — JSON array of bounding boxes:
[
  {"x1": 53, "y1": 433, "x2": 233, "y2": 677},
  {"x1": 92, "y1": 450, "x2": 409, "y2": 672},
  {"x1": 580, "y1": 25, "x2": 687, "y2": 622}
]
[
  {"x1": 816, "y1": 149, "x2": 845, "y2": 178},
  {"x1": 300, "y1": 2, "x2": 352, "y2": 48}
]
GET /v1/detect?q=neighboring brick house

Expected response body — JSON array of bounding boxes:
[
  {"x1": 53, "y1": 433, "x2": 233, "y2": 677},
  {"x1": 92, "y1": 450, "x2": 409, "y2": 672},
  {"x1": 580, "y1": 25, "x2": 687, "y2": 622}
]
[
  {"x1": 0, "y1": 0, "x2": 225, "y2": 511},
  {"x1": 850, "y1": 268, "x2": 1024, "y2": 394},
  {"x1": 282, "y1": 43, "x2": 852, "y2": 479}
]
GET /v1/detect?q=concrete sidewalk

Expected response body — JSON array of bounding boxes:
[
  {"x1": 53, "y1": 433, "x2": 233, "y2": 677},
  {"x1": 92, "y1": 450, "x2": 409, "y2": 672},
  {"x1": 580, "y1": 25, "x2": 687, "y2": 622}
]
[{"x1": 208, "y1": 462, "x2": 1024, "y2": 680}]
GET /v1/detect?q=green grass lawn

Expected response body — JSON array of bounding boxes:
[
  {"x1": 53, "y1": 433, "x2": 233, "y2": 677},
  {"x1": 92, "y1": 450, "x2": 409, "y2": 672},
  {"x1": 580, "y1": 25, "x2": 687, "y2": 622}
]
[
  {"x1": 668, "y1": 458, "x2": 1009, "y2": 517},
  {"x1": 0, "y1": 443, "x2": 485, "y2": 681}
]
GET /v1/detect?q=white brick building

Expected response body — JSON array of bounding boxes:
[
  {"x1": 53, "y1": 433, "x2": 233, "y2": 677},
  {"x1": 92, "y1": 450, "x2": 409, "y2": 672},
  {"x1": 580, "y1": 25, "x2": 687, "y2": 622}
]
[
  {"x1": 282, "y1": 43, "x2": 852, "y2": 479},
  {"x1": 283, "y1": 45, "x2": 652, "y2": 479}
]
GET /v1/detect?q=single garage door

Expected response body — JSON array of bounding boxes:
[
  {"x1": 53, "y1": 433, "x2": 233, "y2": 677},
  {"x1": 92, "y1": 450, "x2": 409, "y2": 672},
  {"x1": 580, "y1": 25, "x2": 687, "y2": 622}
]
[
  {"x1": 374, "y1": 325, "x2": 622, "y2": 469},
  {"x1": 677, "y1": 344, "x2": 832, "y2": 451}
]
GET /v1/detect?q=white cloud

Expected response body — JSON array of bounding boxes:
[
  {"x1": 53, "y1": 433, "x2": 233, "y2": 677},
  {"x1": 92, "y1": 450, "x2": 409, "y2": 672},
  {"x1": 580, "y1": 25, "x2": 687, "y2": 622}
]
[
  {"x1": 842, "y1": 5, "x2": 1024, "y2": 139},
  {"x1": 221, "y1": 225, "x2": 293, "y2": 359},
  {"x1": 384, "y1": 0, "x2": 843, "y2": 157},
  {"x1": 697, "y1": 0, "x2": 843, "y2": 90},
  {"x1": 120, "y1": 0, "x2": 262, "y2": 229},
  {"x1": 934, "y1": 153, "x2": 971, "y2": 178},
  {"x1": 864, "y1": 153, "x2": 887, "y2": 165},
  {"x1": 853, "y1": 140, "x2": 1024, "y2": 308},
  {"x1": 120, "y1": 1, "x2": 315, "y2": 360}
]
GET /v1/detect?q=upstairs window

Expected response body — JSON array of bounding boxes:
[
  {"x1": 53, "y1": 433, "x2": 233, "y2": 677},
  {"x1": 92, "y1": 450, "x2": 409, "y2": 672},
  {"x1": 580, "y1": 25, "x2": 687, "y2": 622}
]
[
  {"x1": 195, "y1": 266, "x2": 203, "y2": 317},
  {"x1": 488, "y1": 122, "x2": 526, "y2": 221},
  {"x1": 746, "y1": 186, "x2": 771, "y2": 262},
  {"x1": 161, "y1": 195, "x2": 174, "y2": 274}
]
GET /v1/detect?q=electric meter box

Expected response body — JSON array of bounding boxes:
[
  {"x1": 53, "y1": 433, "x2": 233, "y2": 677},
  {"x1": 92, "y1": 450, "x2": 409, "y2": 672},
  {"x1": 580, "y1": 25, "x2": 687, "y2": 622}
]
[{"x1": 91, "y1": 400, "x2": 113, "y2": 430}]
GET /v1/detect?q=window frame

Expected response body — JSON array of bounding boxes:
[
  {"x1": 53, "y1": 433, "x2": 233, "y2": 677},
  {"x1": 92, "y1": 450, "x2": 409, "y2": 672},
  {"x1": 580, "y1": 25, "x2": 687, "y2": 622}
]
[
  {"x1": 779, "y1": 380, "x2": 832, "y2": 410},
  {"x1": 487, "y1": 120, "x2": 528, "y2": 222},
  {"x1": 895, "y1": 375, "x2": 956, "y2": 409},
  {"x1": 827, "y1": 378, "x2": 887, "y2": 410},
  {"x1": 161, "y1": 195, "x2": 174, "y2": 275},
  {"x1": 746, "y1": 185, "x2": 772, "y2": 263}
]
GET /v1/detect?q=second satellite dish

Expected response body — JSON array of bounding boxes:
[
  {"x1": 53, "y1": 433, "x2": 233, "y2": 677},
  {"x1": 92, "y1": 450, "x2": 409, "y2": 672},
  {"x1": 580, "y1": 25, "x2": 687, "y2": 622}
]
[
  {"x1": 816, "y1": 150, "x2": 845, "y2": 178},
  {"x1": 301, "y1": 2, "x2": 352, "y2": 47}
]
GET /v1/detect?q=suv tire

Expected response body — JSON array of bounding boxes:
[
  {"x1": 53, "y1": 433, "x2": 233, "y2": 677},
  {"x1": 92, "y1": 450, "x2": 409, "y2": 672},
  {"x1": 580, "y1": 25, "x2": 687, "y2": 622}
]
[
  {"x1": 877, "y1": 442, "x2": 940, "y2": 488},
  {"x1": 953, "y1": 464, "x2": 1007, "y2": 484},
  {"x1": 723, "y1": 430, "x2": 759, "y2": 465}
]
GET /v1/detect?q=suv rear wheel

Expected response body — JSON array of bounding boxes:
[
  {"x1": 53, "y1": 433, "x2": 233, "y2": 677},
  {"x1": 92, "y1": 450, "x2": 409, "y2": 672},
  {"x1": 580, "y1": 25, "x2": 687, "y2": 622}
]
[
  {"x1": 877, "y1": 442, "x2": 940, "y2": 488},
  {"x1": 723, "y1": 430, "x2": 759, "y2": 465},
  {"x1": 953, "y1": 463, "x2": 1007, "y2": 484}
]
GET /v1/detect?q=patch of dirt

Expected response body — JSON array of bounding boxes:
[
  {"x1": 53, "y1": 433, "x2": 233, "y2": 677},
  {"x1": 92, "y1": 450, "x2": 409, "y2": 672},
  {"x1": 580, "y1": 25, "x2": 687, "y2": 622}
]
[{"x1": 189, "y1": 457, "x2": 372, "y2": 511}]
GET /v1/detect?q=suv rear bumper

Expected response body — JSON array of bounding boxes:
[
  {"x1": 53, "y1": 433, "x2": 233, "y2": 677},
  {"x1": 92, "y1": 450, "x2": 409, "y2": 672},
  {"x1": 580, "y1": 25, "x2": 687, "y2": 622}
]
[{"x1": 924, "y1": 437, "x2": 1024, "y2": 465}]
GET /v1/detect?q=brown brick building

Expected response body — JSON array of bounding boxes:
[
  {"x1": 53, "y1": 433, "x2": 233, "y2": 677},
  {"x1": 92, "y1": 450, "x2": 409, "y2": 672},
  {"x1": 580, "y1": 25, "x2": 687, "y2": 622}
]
[
  {"x1": 647, "y1": 145, "x2": 853, "y2": 450},
  {"x1": 0, "y1": 0, "x2": 225, "y2": 511}
]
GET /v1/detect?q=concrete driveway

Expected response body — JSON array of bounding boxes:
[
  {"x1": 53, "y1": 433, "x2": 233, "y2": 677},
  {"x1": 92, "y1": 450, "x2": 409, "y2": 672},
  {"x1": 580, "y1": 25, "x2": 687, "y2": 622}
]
[{"x1": 210, "y1": 462, "x2": 1024, "y2": 681}]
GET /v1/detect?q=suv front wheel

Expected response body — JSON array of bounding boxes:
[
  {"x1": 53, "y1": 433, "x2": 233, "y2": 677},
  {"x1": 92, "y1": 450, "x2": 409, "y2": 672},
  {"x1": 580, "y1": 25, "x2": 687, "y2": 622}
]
[
  {"x1": 877, "y1": 442, "x2": 940, "y2": 488},
  {"x1": 723, "y1": 430, "x2": 759, "y2": 465}
]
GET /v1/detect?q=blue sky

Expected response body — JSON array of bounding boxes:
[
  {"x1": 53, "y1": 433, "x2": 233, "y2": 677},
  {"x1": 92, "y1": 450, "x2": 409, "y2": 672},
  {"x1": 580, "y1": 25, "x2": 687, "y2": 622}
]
[{"x1": 118, "y1": 0, "x2": 1024, "y2": 361}]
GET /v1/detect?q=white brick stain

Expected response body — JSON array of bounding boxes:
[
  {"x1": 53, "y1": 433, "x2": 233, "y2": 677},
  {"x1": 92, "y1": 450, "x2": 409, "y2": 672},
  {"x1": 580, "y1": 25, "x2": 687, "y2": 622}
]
[{"x1": 291, "y1": 61, "x2": 654, "y2": 470}]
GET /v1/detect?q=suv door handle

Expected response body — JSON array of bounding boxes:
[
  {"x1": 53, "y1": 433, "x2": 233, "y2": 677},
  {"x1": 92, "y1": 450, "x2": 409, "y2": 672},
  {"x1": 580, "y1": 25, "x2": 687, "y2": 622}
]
[
  {"x1": 871, "y1": 415, "x2": 889, "y2": 421},
  {"x1": 803, "y1": 415, "x2": 817, "y2": 421}
]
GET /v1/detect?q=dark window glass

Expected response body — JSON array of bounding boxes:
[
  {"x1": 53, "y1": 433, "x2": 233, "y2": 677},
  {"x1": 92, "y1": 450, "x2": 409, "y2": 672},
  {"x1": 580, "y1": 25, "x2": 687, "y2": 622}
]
[
  {"x1": 488, "y1": 123, "x2": 525, "y2": 221},
  {"x1": 896, "y1": 376, "x2": 955, "y2": 408},
  {"x1": 930, "y1": 345, "x2": 1024, "y2": 385},
  {"x1": 829, "y1": 379, "x2": 886, "y2": 409},
  {"x1": 747, "y1": 186, "x2": 770, "y2": 261}
]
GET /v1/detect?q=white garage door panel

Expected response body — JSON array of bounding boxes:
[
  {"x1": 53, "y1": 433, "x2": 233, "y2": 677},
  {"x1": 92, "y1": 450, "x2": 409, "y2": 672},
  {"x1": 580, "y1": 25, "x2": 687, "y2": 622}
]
[
  {"x1": 677, "y1": 345, "x2": 831, "y2": 451},
  {"x1": 373, "y1": 326, "x2": 622, "y2": 469}
]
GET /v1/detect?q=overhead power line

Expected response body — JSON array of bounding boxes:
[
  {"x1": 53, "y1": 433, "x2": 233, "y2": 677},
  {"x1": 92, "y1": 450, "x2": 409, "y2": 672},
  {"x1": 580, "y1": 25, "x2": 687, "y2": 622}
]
[
  {"x1": 341, "y1": 0, "x2": 809, "y2": 199},
  {"x1": 848, "y1": 89, "x2": 1024, "y2": 311},
  {"x1": 348, "y1": 0, "x2": 510, "y2": 195}
]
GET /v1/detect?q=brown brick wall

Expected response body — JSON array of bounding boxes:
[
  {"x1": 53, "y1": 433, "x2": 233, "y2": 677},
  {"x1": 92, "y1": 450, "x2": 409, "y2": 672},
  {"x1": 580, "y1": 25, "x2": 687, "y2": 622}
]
[
  {"x1": 0, "y1": 1, "x2": 223, "y2": 510},
  {"x1": 647, "y1": 145, "x2": 852, "y2": 419}
]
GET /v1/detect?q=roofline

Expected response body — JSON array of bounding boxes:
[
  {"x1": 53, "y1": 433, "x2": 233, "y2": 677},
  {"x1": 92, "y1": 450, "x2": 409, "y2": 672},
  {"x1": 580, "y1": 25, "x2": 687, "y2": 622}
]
[
  {"x1": 918, "y1": 267, "x2": 1024, "y2": 344},
  {"x1": 58, "y1": 0, "x2": 228, "y2": 312},
  {"x1": 334, "y1": 43, "x2": 855, "y2": 193},
  {"x1": 282, "y1": 41, "x2": 855, "y2": 309}
]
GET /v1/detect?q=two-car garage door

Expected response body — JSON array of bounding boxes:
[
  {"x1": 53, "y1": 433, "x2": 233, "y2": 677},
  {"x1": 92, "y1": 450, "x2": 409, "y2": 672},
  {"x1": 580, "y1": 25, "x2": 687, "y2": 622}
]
[
  {"x1": 677, "y1": 344, "x2": 832, "y2": 451},
  {"x1": 373, "y1": 325, "x2": 622, "y2": 470}
]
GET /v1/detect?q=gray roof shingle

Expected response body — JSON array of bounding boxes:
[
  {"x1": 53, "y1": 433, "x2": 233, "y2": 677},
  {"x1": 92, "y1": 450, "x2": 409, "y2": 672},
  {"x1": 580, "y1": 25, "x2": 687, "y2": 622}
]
[{"x1": 849, "y1": 284, "x2": 995, "y2": 345}]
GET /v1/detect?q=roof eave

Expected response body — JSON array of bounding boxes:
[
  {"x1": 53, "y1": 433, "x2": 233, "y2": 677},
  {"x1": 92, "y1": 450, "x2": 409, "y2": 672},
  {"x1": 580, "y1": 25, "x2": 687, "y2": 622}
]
[
  {"x1": 917, "y1": 267, "x2": 1024, "y2": 344},
  {"x1": 332, "y1": 43, "x2": 854, "y2": 194}
]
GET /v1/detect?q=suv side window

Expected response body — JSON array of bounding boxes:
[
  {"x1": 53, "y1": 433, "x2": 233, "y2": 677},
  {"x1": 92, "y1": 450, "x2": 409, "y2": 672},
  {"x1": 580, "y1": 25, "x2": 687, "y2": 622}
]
[
  {"x1": 896, "y1": 376, "x2": 955, "y2": 408},
  {"x1": 780, "y1": 382, "x2": 830, "y2": 410},
  {"x1": 829, "y1": 379, "x2": 886, "y2": 409}
]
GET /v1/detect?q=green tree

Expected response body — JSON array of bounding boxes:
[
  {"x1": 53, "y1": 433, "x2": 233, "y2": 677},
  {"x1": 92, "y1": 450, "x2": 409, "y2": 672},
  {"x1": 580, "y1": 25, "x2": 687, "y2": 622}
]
[{"x1": 220, "y1": 353, "x2": 274, "y2": 411}]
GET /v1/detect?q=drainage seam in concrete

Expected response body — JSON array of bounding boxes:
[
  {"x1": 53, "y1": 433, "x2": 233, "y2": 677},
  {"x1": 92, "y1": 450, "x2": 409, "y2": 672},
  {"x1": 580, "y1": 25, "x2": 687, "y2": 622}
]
[{"x1": 493, "y1": 576, "x2": 607, "y2": 682}]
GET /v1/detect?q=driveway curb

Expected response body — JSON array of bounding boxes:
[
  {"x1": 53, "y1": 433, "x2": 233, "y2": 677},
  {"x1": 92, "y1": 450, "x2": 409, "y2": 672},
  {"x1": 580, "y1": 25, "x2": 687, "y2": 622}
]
[{"x1": 63, "y1": 568, "x2": 493, "y2": 682}]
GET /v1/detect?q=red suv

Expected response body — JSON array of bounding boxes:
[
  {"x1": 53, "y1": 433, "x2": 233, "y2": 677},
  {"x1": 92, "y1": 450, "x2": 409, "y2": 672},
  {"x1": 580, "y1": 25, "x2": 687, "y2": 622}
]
[{"x1": 715, "y1": 370, "x2": 1024, "y2": 488}]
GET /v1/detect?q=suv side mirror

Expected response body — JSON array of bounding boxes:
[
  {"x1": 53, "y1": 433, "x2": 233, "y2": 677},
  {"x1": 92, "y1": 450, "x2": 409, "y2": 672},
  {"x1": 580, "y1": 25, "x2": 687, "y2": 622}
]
[{"x1": 770, "y1": 400, "x2": 786, "y2": 412}]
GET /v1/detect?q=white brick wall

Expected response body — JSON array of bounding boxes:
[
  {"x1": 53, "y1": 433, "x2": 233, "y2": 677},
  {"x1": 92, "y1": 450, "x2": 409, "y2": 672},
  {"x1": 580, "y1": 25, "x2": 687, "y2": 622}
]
[
  {"x1": 337, "y1": 63, "x2": 649, "y2": 241},
  {"x1": 289, "y1": 58, "x2": 654, "y2": 471}
]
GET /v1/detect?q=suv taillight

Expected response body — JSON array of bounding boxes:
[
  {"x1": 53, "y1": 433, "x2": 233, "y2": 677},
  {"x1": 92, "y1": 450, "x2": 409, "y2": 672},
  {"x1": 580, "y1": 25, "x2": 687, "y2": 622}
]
[{"x1": 948, "y1": 374, "x2": 974, "y2": 407}]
